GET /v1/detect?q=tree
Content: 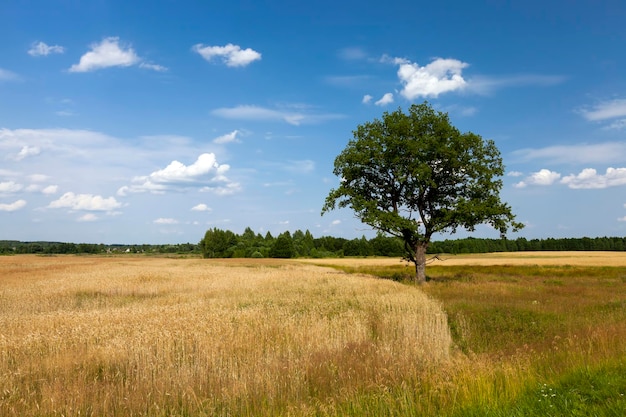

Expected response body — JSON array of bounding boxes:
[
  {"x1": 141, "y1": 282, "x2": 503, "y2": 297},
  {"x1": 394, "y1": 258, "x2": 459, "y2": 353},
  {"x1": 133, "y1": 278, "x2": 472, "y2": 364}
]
[
  {"x1": 200, "y1": 228, "x2": 237, "y2": 258},
  {"x1": 322, "y1": 102, "x2": 523, "y2": 283},
  {"x1": 269, "y1": 232, "x2": 295, "y2": 258}
]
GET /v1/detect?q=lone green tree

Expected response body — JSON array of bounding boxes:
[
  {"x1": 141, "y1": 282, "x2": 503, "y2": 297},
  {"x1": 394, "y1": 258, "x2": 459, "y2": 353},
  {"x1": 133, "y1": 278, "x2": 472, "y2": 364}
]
[{"x1": 322, "y1": 103, "x2": 523, "y2": 283}]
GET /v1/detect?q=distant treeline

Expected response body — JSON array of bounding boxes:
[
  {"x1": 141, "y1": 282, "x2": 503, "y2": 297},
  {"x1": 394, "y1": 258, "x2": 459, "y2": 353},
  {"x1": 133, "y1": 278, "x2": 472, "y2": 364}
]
[
  {"x1": 0, "y1": 241, "x2": 199, "y2": 255},
  {"x1": 2, "y1": 232, "x2": 626, "y2": 257}
]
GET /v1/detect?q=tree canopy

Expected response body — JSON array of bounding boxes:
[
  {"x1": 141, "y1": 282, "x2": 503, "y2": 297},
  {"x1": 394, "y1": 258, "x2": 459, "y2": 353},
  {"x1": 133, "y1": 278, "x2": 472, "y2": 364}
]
[{"x1": 322, "y1": 102, "x2": 523, "y2": 282}]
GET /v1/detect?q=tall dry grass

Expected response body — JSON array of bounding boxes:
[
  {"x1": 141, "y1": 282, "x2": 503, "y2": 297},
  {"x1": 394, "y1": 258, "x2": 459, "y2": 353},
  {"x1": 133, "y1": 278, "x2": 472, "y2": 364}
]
[{"x1": 0, "y1": 256, "x2": 451, "y2": 416}]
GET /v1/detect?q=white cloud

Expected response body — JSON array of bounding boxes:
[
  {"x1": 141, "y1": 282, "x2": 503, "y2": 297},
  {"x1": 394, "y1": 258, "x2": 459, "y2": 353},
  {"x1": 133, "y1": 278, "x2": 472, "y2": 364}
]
[
  {"x1": 579, "y1": 99, "x2": 626, "y2": 121},
  {"x1": 48, "y1": 192, "x2": 123, "y2": 211},
  {"x1": 138, "y1": 62, "x2": 168, "y2": 72},
  {"x1": 28, "y1": 41, "x2": 65, "y2": 56},
  {"x1": 77, "y1": 213, "x2": 98, "y2": 222},
  {"x1": 394, "y1": 57, "x2": 468, "y2": 99},
  {"x1": 331, "y1": 219, "x2": 341, "y2": 225},
  {"x1": 579, "y1": 99, "x2": 626, "y2": 130},
  {"x1": 70, "y1": 37, "x2": 140, "y2": 72},
  {"x1": 0, "y1": 199, "x2": 26, "y2": 212},
  {"x1": 507, "y1": 171, "x2": 524, "y2": 177},
  {"x1": 561, "y1": 167, "x2": 626, "y2": 189},
  {"x1": 212, "y1": 105, "x2": 300, "y2": 124},
  {"x1": 362, "y1": 94, "x2": 373, "y2": 104},
  {"x1": 512, "y1": 142, "x2": 626, "y2": 165},
  {"x1": 68, "y1": 37, "x2": 165, "y2": 73},
  {"x1": 199, "y1": 182, "x2": 241, "y2": 196},
  {"x1": 42, "y1": 185, "x2": 58, "y2": 195},
  {"x1": 154, "y1": 218, "x2": 178, "y2": 224},
  {"x1": 213, "y1": 130, "x2": 241, "y2": 144},
  {"x1": 193, "y1": 43, "x2": 261, "y2": 67},
  {"x1": 25, "y1": 183, "x2": 57, "y2": 194},
  {"x1": 191, "y1": 203, "x2": 212, "y2": 212},
  {"x1": 211, "y1": 105, "x2": 343, "y2": 125},
  {"x1": 13, "y1": 145, "x2": 41, "y2": 161},
  {"x1": 118, "y1": 153, "x2": 239, "y2": 195},
  {"x1": 0, "y1": 181, "x2": 23, "y2": 194},
  {"x1": 618, "y1": 216, "x2": 626, "y2": 222},
  {"x1": 375, "y1": 93, "x2": 394, "y2": 106},
  {"x1": 514, "y1": 169, "x2": 561, "y2": 188}
]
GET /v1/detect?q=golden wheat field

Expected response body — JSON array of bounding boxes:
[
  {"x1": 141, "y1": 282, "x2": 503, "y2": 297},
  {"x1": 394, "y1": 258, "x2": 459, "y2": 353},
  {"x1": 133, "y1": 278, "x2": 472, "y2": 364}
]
[
  {"x1": 0, "y1": 255, "x2": 450, "y2": 416},
  {"x1": 300, "y1": 250, "x2": 626, "y2": 267}
]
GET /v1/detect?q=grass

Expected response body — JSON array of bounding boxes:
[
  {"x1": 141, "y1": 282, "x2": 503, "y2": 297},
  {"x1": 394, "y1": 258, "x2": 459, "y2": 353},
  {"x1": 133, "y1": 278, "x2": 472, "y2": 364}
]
[
  {"x1": 1, "y1": 254, "x2": 626, "y2": 415},
  {"x1": 316, "y1": 258, "x2": 626, "y2": 415}
]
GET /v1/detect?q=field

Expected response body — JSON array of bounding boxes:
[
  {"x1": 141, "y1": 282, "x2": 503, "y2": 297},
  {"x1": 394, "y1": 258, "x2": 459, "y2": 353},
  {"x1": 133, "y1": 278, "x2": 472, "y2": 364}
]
[{"x1": 1, "y1": 253, "x2": 625, "y2": 416}]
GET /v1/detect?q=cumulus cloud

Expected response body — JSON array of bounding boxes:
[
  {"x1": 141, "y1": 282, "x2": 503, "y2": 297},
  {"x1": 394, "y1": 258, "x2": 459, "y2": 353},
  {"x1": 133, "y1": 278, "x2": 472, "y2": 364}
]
[
  {"x1": 362, "y1": 94, "x2": 373, "y2": 104},
  {"x1": 42, "y1": 185, "x2": 58, "y2": 195},
  {"x1": 514, "y1": 169, "x2": 561, "y2": 188},
  {"x1": 0, "y1": 199, "x2": 26, "y2": 212},
  {"x1": 28, "y1": 41, "x2": 65, "y2": 56},
  {"x1": 191, "y1": 203, "x2": 211, "y2": 212},
  {"x1": 212, "y1": 105, "x2": 343, "y2": 125},
  {"x1": 118, "y1": 153, "x2": 239, "y2": 195},
  {"x1": 0, "y1": 181, "x2": 23, "y2": 194},
  {"x1": 69, "y1": 37, "x2": 165, "y2": 73},
  {"x1": 70, "y1": 37, "x2": 139, "y2": 72},
  {"x1": 154, "y1": 218, "x2": 178, "y2": 224},
  {"x1": 392, "y1": 57, "x2": 468, "y2": 99},
  {"x1": 48, "y1": 192, "x2": 122, "y2": 211},
  {"x1": 193, "y1": 43, "x2": 261, "y2": 67},
  {"x1": 213, "y1": 130, "x2": 241, "y2": 144},
  {"x1": 375, "y1": 93, "x2": 394, "y2": 106},
  {"x1": 561, "y1": 167, "x2": 626, "y2": 189}
]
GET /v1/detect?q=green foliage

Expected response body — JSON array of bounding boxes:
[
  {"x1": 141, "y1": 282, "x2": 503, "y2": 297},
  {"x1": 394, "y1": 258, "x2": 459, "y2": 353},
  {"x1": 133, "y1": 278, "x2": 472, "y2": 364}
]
[
  {"x1": 342, "y1": 235, "x2": 373, "y2": 256},
  {"x1": 200, "y1": 228, "x2": 237, "y2": 258},
  {"x1": 322, "y1": 102, "x2": 523, "y2": 281},
  {"x1": 269, "y1": 232, "x2": 295, "y2": 258},
  {"x1": 451, "y1": 361, "x2": 626, "y2": 416}
]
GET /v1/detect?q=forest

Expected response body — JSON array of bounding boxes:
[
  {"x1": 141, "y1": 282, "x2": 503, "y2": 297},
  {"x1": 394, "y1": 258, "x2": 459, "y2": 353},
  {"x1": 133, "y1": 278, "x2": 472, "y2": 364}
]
[{"x1": 2, "y1": 228, "x2": 626, "y2": 257}]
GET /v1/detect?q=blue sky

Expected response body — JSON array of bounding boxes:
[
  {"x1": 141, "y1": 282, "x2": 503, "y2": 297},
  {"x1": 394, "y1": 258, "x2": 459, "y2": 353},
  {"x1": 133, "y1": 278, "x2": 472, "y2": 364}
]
[{"x1": 1, "y1": 0, "x2": 626, "y2": 244}]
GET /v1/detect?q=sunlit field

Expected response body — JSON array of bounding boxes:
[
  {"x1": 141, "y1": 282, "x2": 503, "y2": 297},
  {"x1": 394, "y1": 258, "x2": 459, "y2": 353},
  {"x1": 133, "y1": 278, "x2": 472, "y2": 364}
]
[
  {"x1": 0, "y1": 256, "x2": 449, "y2": 416},
  {"x1": 1, "y1": 253, "x2": 625, "y2": 416}
]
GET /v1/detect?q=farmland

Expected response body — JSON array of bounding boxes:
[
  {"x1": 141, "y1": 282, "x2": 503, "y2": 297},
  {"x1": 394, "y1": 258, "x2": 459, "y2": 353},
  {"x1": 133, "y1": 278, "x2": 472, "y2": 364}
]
[{"x1": 1, "y1": 253, "x2": 626, "y2": 416}]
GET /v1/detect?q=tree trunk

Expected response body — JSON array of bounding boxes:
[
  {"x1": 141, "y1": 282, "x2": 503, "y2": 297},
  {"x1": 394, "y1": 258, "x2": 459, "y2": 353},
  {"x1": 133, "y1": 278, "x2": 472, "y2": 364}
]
[{"x1": 414, "y1": 242, "x2": 427, "y2": 284}]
